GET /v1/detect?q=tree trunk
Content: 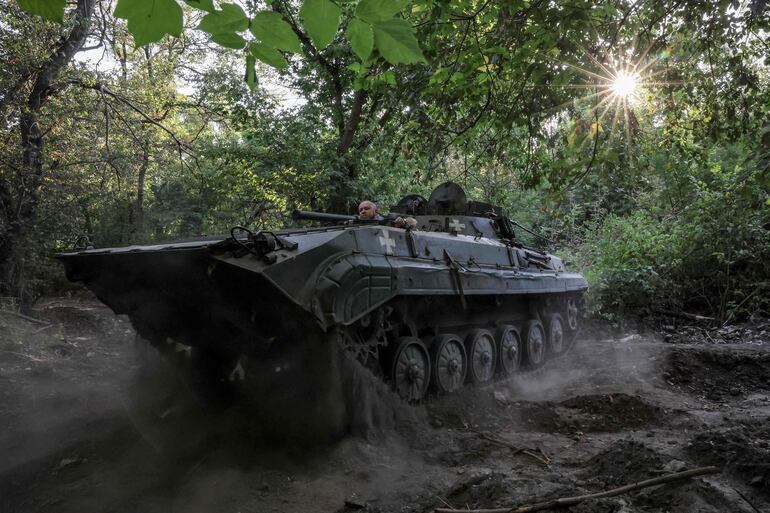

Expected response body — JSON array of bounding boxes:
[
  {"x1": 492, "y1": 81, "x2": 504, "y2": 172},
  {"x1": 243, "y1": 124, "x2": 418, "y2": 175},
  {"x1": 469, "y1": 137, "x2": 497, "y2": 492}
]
[
  {"x1": 131, "y1": 144, "x2": 149, "y2": 241},
  {"x1": 143, "y1": 47, "x2": 154, "y2": 80},
  {"x1": 0, "y1": 0, "x2": 95, "y2": 300},
  {"x1": 337, "y1": 90, "x2": 367, "y2": 156},
  {"x1": 328, "y1": 90, "x2": 368, "y2": 213}
]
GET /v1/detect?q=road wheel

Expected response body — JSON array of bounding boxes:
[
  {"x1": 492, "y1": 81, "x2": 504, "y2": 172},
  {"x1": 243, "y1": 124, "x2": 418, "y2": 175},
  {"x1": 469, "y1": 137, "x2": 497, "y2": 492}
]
[
  {"x1": 390, "y1": 337, "x2": 430, "y2": 402},
  {"x1": 430, "y1": 334, "x2": 467, "y2": 394},
  {"x1": 564, "y1": 297, "x2": 581, "y2": 352},
  {"x1": 524, "y1": 320, "x2": 546, "y2": 369},
  {"x1": 465, "y1": 329, "x2": 497, "y2": 385},
  {"x1": 566, "y1": 298, "x2": 580, "y2": 331},
  {"x1": 546, "y1": 313, "x2": 565, "y2": 356},
  {"x1": 495, "y1": 324, "x2": 522, "y2": 377}
]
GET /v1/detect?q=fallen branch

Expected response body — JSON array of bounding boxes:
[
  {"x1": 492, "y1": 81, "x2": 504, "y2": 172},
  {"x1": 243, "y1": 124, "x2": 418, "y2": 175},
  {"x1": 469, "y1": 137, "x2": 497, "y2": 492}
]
[
  {"x1": 2, "y1": 351, "x2": 48, "y2": 363},
  {"x1": 0, "y1": 310, "x2": 51, "y2": 325},
  {"x1": 733, "y1": 486, "x2": 762, "y2": 513},
  {"x1": 468, "y1": 429, "x2": 551, "y2": 466},
  {"x1": 33, "y1": 324, "x2": 56, "y2": 334},
  {"x1": 434, "y1": 466, "x2": 720, "y2": 513},
  {"x1": 654, "y1": 309, "x2": 714, "y2": 322}
]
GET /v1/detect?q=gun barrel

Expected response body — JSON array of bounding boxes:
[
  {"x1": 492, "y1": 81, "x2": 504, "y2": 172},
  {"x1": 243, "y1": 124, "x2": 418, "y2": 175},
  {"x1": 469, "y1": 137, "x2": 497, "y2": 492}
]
[{"x1": 292, "y1": 210, "x2": 357, "y2": 223}]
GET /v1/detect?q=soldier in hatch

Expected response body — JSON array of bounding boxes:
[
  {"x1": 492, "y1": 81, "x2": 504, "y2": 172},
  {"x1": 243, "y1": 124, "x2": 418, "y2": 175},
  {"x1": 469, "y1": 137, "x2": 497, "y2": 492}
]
[
  {"x1": 357, "y1": 200, "x2": 379, "y2": 220},
  {"x1": 358, "y1": 200, "x2": 417, "y2": 229}
]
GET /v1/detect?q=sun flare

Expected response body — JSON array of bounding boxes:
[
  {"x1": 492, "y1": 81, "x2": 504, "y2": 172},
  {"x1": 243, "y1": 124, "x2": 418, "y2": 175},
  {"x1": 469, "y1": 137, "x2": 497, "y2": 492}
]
[
  {"x1": 549, "y1": 45, "x2": 682, "y2": 146},
  {"x1": 612, "y1": 70, "x2": 639, "y2": 99}
]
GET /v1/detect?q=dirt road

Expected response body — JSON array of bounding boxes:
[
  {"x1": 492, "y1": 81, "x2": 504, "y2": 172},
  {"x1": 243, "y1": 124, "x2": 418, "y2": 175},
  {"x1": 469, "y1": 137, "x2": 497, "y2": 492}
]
[{"x1": 1, "y1": 299, "x2": 768, "y2": 512}]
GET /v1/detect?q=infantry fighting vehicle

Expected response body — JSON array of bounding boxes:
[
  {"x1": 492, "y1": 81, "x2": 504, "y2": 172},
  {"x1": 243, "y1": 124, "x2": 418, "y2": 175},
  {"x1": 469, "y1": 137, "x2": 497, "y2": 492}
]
[{"x1": 57, "y1": 182, "x2": 587, "y2": 402}]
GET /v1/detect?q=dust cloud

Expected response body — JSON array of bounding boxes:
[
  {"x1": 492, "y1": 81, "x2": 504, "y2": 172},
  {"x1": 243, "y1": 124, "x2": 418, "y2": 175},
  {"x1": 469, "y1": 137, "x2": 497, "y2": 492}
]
[
  {"x1": 2, "y1": 303, "x2": 769, "y2": 513},
  {"x1": 504, "y1": 332, "x2": 662, "y2": 403}
]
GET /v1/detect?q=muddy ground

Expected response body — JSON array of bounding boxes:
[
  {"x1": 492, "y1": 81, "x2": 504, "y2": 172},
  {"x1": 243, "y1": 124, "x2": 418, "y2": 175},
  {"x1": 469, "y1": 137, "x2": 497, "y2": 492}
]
[{"x1": 1, "y1": 299, "x2": 768, "y2": 513}]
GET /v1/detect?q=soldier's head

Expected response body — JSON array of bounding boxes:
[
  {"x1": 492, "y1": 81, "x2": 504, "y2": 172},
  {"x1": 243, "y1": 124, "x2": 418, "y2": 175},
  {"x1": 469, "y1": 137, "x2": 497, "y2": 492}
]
[{"x1": 358, "y1": 200, "x2": 377, "y2": 220}]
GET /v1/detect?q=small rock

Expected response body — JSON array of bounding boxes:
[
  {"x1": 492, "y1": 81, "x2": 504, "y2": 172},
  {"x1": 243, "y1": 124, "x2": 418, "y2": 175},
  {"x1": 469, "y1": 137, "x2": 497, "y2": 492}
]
[
  {"x1": 729, "y1": 387, "x2": 741, "y2": 396},
  {"x1": 344, "y1": 495, "x2": 365, "y2": 509},
  {"x1": 662, "y1": 460, "x2": 687, "y2": 473},
  {"x1": 258, "y1": 482, "x2": 270, "y2": 492},
  {"x1": 56, "y1": 456, "x2": 83, "y2": 470},
  {"x1": 750, "y1": 475, "x2": 764, "y2": 487}
]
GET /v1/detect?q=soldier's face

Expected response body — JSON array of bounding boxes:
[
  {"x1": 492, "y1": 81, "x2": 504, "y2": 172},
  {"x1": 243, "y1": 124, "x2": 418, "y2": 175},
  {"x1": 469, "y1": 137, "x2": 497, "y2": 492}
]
[{"x1": 358, "y1": 201, "x2": 376, "y2": 219}]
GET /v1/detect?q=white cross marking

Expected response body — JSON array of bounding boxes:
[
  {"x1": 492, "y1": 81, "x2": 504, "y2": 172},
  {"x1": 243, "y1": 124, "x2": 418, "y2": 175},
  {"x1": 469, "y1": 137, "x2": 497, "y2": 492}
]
[
  {"x1": 378, "y1": 230, "x2": 396, "y2": 255},
  {"x1": 449, "y1": 219, "x2": 466, "y2": 232}
]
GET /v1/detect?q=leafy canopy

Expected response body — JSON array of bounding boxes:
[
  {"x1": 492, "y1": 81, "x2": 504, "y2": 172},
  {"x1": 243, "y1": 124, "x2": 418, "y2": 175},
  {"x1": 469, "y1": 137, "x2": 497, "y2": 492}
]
[
  {"x1": 114, "y1": 0, "x2": 184, "y2": 47},
  {"x1": 17, "y1": 0, "x2": 426, "y2": 78},
  {"x1": 17, "y1": 0, "x2": 66, "y2": 22}
]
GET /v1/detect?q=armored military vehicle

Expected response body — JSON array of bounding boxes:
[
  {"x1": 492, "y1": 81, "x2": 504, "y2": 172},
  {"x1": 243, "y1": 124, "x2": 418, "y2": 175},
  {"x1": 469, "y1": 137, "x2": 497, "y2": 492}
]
[{"x1": 57, "y1": 182, "x2": 587, "y2": 402}]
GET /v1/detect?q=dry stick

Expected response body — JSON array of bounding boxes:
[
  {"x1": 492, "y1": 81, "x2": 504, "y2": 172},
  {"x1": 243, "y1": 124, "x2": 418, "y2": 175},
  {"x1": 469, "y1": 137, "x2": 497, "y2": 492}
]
[
  {"x1": 0, "y1": 310, "x2": 51, "y2": 325},
  {"x1": 434, "y1": 466, "x2": 720, "y2": 513},
  {"x1": 469, "y1": 429, "x2": 551, "y2": 466},
  {"x1": 33, "y1": 324, "x2": 56, "y2": 334},
  {"x1": 733, "y1": 487, "x2": 762, "y2": 513},
  {"x1": 2, "y1": 351, "x2": 48, "y2": 362},
  {"x1": 653, "y1": 309, "x2": 715, "y2": 322}
]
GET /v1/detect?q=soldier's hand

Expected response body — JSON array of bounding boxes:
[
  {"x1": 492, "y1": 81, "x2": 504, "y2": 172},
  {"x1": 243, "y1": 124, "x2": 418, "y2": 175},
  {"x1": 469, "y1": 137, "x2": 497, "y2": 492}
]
[{"x1": 394, "y1": 216, "x2": 417, "y2": 229}]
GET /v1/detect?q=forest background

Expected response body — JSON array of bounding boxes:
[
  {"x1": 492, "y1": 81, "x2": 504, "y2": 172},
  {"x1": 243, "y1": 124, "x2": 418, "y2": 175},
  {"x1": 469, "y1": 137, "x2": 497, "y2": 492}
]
[{"x1": 1, "y1": 0, "x2": 768, "y2": 325}]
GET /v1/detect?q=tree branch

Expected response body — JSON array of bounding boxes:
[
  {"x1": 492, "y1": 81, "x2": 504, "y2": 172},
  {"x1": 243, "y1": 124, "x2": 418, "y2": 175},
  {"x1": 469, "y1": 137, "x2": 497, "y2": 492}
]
[
  {"x1": 271, "y1": 0, "x2": 346, "y2": 132},
  {"x1": 337, "y1": 89, "x2": 367, "y2": 155},
  {"x1": 68, "y1": 80, "x2": 192, "y2": 155},
  {"x1": 434, "y1": 466, "x2": 720, "y2": 513}
]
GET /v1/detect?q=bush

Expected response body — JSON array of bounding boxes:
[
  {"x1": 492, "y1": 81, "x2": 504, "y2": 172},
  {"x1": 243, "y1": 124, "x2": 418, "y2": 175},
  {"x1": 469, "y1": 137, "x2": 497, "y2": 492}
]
[{"x1": 582, "y1": 143, "x2": 770, "y2": 324}]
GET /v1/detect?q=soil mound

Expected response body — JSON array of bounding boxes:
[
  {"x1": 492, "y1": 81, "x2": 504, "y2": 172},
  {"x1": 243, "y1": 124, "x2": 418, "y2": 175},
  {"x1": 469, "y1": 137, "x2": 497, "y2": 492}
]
[
  {"x1": 663, "y1": 346, "x2": 770, "y2": 399},
  {"x1": 633, "y1": 478, "x2": 759, "y2": 513},
  {"x1": 582, "y1": 440, "x2": 668, "y2": 485},
  {"x1": 558, "y1": 393, "x2": 663, "y2": 432},
  {"x1": 429, "y1": 391, "x2": 664, "y2": 436},
  {"x1": 498, "y1": 393, "x2": 663, "y2": 434},
  {"x1": 443, "y1": 471, "x2": 510, "y2": 509},
  {"x1": 686, "y1": 420, "x2": 770, "y2": 495}
]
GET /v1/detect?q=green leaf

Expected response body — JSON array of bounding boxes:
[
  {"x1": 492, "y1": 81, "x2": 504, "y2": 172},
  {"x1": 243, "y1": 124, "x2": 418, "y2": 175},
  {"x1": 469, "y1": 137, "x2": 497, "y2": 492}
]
[
  {"x1": 198, "y1": 3, "x2": 248, "y2": 35},
  {"x1": 250, "y1": 11, "x2": 302, "y2": 53},
  {"x1": 299, "y1": 0, "x2": 341, "y2": 50},
  {"x1": 114, "y1": 0, "x2": 184, "y2": 46},
  {"x1": 355, "y1": 0, "x2": 410, "y2": 23},
  {"x1": 17, "y1": 0, "x2": 66, "y2": 22},
  {"x1": 184, "y1": 0, "x2": 215, "y2": 13},
  {"x1": 249, "y1": 42, "x2": 289, "y2": 69},
  {"x1": 346, "y1": 18, "x2": 373, "y2": 60},
  {"x1": 372, "y1": 18, "x2": 425, "y2": 64},
  {"x1": 245, "y1": 54, "x2": 258, "y2": 90},
  {"x1": 211, "y1": 32, "x2": 246, "y2": 49}
]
